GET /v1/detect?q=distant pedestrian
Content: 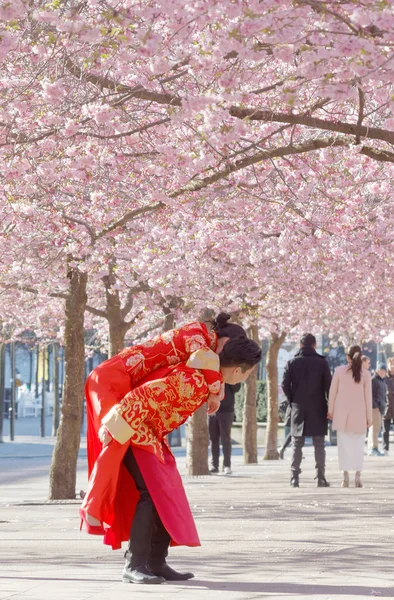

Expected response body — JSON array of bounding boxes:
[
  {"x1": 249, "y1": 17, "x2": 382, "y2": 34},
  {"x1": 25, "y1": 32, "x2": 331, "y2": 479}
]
[
  {"x1": 368, "y1": 363, "x2": 387, "y2": 456},
  {"x1": 282, "y1": 333, "x2": 332, "y2": 488},
  {"x1": 209, "y1": 383, "x2": 240, "y2": 475},
  {"x1": 383, "y1": 358, "x2": 394, "y2": 455},
  {"x1": 328, "y1": 345, "x2": 372, "y2": 488},
  {"x1": 278, "y1": 400, "x2": 291, "y2": 459},
  {"x1": 362, "y1": 355, "x2": 371, "y2": 370}
]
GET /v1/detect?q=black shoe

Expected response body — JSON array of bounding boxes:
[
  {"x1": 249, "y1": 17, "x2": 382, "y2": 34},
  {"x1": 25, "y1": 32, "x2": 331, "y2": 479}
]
[
  {"x1": 209, "y1": 467, "x2": 219, "y2": 473},
  {"x1": 315, "y1": 468, "x2": 330, "y2": 487},
  {"x1": 149, "y1": 562, "x2": 194, "y2": 581},
  {"x1": 290, "y1": 476, "x2": 299, "y2": 488},
  {"x1": 122, "y1": 565, "x2": 164, "y2": 584},
  {"x1": 317, "y1": 477, "x2": 330, "y2": 487}
]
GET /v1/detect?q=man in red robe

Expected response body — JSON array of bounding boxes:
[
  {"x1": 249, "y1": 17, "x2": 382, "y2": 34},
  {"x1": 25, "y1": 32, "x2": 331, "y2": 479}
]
[{"x1": 81, "y1": 334, "x2": 261, "y2": 584}]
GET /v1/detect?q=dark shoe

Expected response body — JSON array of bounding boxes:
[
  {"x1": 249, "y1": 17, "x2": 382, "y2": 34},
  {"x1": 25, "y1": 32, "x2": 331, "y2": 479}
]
[
  {"x1": 316, "y1": 476, "x2": 330, "y2": 487},
  {"x1": 209, "y1": 467, "x2": 219, "y2": 473},
  {"x1": 149, "y1": 562, "x2": 194, "y2": 581},
  {"x1": 122, "y1": 565, "x2": 164, "y2": 585},
  {"x1": 290, "y1": 475, "x2": 299, "y2": 488},
  {"x1": 315, "y1": 468, "x2": 330, "y2": 487}
]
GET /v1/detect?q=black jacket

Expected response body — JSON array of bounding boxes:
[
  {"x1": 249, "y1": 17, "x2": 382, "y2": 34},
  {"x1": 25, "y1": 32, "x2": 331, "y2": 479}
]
[
  {"x1": 372, "y1": 374, "x2": 387, "y2": 414},
  {"x1": 384, "y1": 375, "x2": 394, "y2": 420},
  {"x1": 282, "y1": 346, "x2": 332, "y2": 437},
  {"x1": 218, "y1": 383, "x2": 241, "y2": 413}
]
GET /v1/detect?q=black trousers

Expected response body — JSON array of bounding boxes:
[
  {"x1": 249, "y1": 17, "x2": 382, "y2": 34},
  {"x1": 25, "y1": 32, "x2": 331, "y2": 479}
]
[
  {"x1": 383, "y1": 419, "x2": 393, "y2": 451},
  {"x1": 281, "y1": 432, "x2": 292, "y2": 452},
  {"x1": 291, "y1": 435, "x2": 326, "y2": 474},
  {"x1": 209, "y1": 412, "x2": 234, "y2": 469},
  {"x1": 123, "y1": 447, "x2": 170, "y2": 568}
]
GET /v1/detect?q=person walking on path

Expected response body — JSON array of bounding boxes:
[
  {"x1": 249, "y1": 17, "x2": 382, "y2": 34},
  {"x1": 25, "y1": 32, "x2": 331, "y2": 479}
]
[
  {"x1": 383, "y1": 358, "x2": 394, "y2": 455},
  {"x1": 282, "y1": 333, "x2": 332, "y2": 488},
  {"x1": 209, "y1": 382, "x2": 240, "y2": 475},
  {"x1": 328, "y1": 345, "x2": 372, "y2": 488},
  {"x1": 368, "y1": 363, "x2": 387, "y2": 456},
  {"x1": 278, "y1": 399, "x2": 292, "y2": 460}
]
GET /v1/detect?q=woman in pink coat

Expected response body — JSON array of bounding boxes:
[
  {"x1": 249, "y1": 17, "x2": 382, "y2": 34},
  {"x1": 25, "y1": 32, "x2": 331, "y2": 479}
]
[{"x1": 328, "y1": 345, "x2": 373, "y2": 488}]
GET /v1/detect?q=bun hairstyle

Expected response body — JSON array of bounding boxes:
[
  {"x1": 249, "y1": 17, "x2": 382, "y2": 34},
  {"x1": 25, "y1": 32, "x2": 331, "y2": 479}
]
[
  {"x1": 211, "y1": 312, "x2": 247, "y2": 339},
  {"x1": 219, "y1": 336, "x2": 262, "y2": 372},
  {"x1": 347, "y1": 345, "x2": 362, "y2": 383}
]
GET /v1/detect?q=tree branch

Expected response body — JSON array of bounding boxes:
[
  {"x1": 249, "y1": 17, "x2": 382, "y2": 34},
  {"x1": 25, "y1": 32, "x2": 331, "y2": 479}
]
[
  {"x1": 94, "y1": 204, "x2": 164, "y2": 241},
  {"x1": 169, "y1": 137, "x2": 350, "y2": 197},
  {"x1": 294, "y1": 0, "x2": 360, "y2": 34},
  {"x1": 120, "y1": 282, "x2": 151, "y2": 320},
  {"x1": 85, "y1": 305, "x2": 108, "y2": 318},
  {"x1": 0, "y1": 283, "x2": 67, "y2": 300},
  {"x1": 356, "y1": 85, "x2": 365, "y2": 144},
  {"x1": 360, "y1": 146, "x2": 394, "y2": 163},
  {"x1": 124, "y1": 309, "x2": 144, "y2": 329},
  {"x1": 127, "y1": 320, "x2": 165, "y2": 342},
  {"x1": 85, "y1": 117, "x2": 171, "y2": 140},
  {"x1": 65, "y1": 59, "x2": 182, "y2": 106},
  {"x1": 228, "y1": 107, "x2": 394, "y2": 145},
  {"x1": 62, "y1": 213, "x2": 96, "y2": 242}
]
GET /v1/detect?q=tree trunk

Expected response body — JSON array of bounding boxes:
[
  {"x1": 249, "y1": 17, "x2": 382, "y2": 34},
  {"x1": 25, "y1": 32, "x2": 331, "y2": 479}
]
[
  {"x1": 263, "y1": 331, "x2": 286, "y2": 460},
  {"x1": 103, "y1": 262, "x2": 134, "y2": 357},
  {"x1": 242, "y1": 324, "x2": 261, "y2": 464},
  {"x1": 106, "y1": 287, "x2": 129, "y2": 357},
  {"x1": 186, "y1": 404, "x2": 210, "y2": 476},
  {"x1": 184, "y1": 305, "x2": 214, "y2": 475},
  {"x1": 163, "y1": 309, "x2": 175, "y2": 332},
  {"x1": 243, "y1": 365, "x2": 258, "y2": 463},
  {"x1": 49, "y1": 268, "x2": 87, "y2": 499},
  {"x1": 108, "y1": 315, "x2": 128, "y2": 357}
]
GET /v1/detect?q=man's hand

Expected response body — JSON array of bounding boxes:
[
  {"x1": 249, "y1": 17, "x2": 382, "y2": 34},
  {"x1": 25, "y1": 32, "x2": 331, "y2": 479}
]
[
  {"x1": 367, "y1": 420, "x2": 372, "y2": 428},
  {"x1": 207, "y1": 396, "x2": 221, "y2": 415},
  {"x1": 98, "y1": 425, "x2": 112, "y2": 447},
  {"x1": 327, "y1": 413, "x2": 333, "y2": 420}
]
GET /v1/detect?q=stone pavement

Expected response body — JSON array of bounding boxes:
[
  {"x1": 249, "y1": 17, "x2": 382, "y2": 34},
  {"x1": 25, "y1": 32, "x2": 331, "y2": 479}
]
[{"x1": 1, "y1": 433, "x2": 394, "y2": 600}]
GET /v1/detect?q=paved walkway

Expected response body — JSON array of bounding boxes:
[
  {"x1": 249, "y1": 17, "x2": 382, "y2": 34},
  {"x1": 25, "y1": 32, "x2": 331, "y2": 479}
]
[{"x1": 1, "y1": 433, "x2": 393, "y2": 600}]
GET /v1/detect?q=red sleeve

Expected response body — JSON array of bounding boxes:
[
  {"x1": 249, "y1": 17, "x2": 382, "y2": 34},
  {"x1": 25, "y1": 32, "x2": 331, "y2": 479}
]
[{"x1": 118, "y1": 322, "x2": 223, "y2": 396}]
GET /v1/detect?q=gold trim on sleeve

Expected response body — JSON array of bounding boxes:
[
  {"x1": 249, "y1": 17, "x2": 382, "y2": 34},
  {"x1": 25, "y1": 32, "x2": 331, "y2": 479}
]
[
  {"x1": 186, "y1": 348, "x2": 220, "y2": 371},
  {"x1": 102, "y1": 406, "x2": 137, "y2": 444}
]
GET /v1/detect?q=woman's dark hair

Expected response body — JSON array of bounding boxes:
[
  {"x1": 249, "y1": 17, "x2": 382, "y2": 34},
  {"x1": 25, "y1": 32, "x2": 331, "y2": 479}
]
[
  {"x1": 219, "y1": 336, "x2": 262, "y2": 372},
  {"x1": 347, "y1": 345, "x2": 362, "y2": 383},
  {"x1": 211, "y1": 312, "x2": 247, "y2": 339}
]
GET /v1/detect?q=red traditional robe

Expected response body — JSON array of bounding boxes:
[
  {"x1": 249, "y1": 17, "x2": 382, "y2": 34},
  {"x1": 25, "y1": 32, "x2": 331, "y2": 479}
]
[
  {"x1": 82, "y1": 362, "x2": 210, "y2": 550},
  {"x1": 82, "y1": 322, "x2": 220, "y2": 550}
]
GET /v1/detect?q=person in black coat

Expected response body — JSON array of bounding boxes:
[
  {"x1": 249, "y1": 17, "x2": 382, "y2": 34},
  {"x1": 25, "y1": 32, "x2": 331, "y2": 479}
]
[
  {"x1": 383, "y1": 358, "x2": 394, "y2": 454},
  {"x1": 282, "y1": 333, "x2": 332, "y2": 488},
  {"x1": 209, "y1": 383, "x2": 240, "y2": 475}
]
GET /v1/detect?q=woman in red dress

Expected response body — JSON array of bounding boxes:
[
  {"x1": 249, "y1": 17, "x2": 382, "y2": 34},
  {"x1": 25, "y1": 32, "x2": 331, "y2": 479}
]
[{"x1": 80, "y1": 314, "x2": 260, "y2": 584}]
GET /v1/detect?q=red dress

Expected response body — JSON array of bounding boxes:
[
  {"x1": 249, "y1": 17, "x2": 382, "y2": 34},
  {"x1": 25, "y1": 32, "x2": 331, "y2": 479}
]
[{"x1": 82, "y1": 322, "x2": 220, "y2": 550}]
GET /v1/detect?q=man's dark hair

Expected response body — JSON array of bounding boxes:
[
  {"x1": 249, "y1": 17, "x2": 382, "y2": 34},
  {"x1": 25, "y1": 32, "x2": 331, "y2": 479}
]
[
  {"x1": 300, "y1": 333, "x2": 316, "y2": 347},
  {"x1": 219, "y1": 336, "x2": 262, "y2": 372}
]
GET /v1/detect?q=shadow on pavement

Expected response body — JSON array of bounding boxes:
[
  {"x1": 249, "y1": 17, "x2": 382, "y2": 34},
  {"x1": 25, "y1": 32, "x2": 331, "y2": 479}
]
[{"x1": 2, "y1": 576, "x2": 393, "y2": 596}]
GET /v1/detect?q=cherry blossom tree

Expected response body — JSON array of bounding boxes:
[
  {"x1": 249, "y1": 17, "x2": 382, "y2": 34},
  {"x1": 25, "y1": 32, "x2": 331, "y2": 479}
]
[{"x1": 1, "y1": 0, "x2": 394, "y2": 491}]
